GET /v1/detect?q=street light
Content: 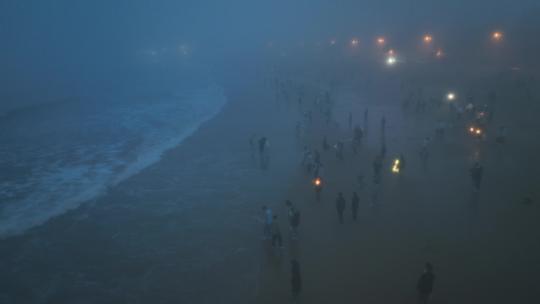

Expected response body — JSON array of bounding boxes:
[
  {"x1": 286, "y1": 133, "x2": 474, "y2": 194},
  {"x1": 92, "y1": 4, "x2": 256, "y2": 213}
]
[
  {"x1": 423, "y1": 34, "x2": 433, "y2": 43},
  {"x1": 447, "y1": 92, "x2": 456, "y2": 101},
  {"x1": 492, "y1": 31, "x2": 503, "y2": 42}
]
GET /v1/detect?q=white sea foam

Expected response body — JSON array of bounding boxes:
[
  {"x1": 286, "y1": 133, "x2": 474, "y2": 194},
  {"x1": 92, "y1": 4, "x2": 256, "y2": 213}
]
[{"x1": 0, "y1": 85, "x2": 227, "y2": 238}]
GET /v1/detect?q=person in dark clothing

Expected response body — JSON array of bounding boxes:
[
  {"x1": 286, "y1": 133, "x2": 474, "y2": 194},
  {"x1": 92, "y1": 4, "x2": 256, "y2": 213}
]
[
  {"x1": 373, "y1": 155, "x2": 383, "y2": 184},
  {"x1": 399, "y1": 153, "x2": 406, "y2": 174},
  {"x1": 336, "y1": 141, "x2": 344, "y2": 160},
  {"x1": 352, "y1": 126, "x2": 363, "y2": 154},
  {"x1": 271, "y1": 215, "x2": 283, "y2": 249},
  {"x1": 291, "y1": 259, "x2": 302, "y2": 302},
  {"x1": 470, "y1": 162, "x2": 484, "y2": 191},
  {"x1": 417, "y1": 262, "x2": 435, "y2": 304},
  {"x1": 322, "y1": 136, "x2": 330, "y2": 151},
  {"x1": 351, "y1": 192, "x2": 359, "y2": 221},
  {"x1": 258, "y1": 136, "x2": 269, "y2": 169},
  {"x1": 258, "y1": 136, "x2": 267, "y2": 155},
  {"x1": 364, "y1": 108, "x2": 369, "y2": 134},
  {"x1": 314, "y1": 177, "x2": 323, "y2": 201},
  {"x1": 314, "y1": 149, "x2": 321, "y2": 165},
  {"x1": 381, "y1": 115, "x2": 386, "y2": 136},
  {"x1": 336, "y1": 192, "x2": 346, "y2": 224},
  {"x1": 290, "y1": 208, "x2": 300, "y2": 240}
]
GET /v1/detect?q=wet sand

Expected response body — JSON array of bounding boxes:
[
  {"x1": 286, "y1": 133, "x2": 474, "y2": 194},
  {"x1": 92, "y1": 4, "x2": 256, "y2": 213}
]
[{"x1": 255, "y1": 76, "x2": 540, "y2": 304}]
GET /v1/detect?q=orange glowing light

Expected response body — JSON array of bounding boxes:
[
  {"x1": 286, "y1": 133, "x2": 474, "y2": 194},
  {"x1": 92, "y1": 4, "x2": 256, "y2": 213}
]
[
  {"x1": 376, "y1": 37, "x2": 386, "y2": 46},
  {"x1": 423, "y1": 35, "x2": 433, "y2": 43},
  {"x1": 314, "y1": 178, "x2": 322, "y2": 186},
  {"x1": 492, "y1": 31, "x2": 503, "y2": 41}
]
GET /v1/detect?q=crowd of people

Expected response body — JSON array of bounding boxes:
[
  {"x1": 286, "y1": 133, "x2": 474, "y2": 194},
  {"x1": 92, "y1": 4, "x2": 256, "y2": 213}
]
[{"x1": 250, "y1": 62, "x2": 537, "y2": 302}]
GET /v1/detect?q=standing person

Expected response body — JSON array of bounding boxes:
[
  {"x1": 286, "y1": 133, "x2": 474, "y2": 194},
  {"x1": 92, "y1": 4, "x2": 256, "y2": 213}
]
[
  {"x1": 258, "y1": 136, "x2": 269, "y2": 169},
  {"x1": 271, "y1": 215, "x2": 283, "y2": 249},
  {"x1": 314, "y1": 177, "x2": 323, "y2": 201},
  {"x1": 470, "y1": 162, "x2": 484, "y2": 191},
  {"x1": 262, "y1": 206, "x2": 273, "y2": 240},
  {"x1": 417, "y1": 263, "x2": 435, "y2": 304},
  {"x1": 322, "y1": 136, "x2": 330, "y2": 151},
  {"x1": 381, "y1": 115, "x2": 386, "y2": 138},
  {"x1": 285, "y1": 200, "x2": 297, "y2": 238},
  {"x1": 336, "y1": 141, "x2": 344, "y2": 161},
  {"x1": 290, "y1": 207, "x2": 300, "y2": 240},
  {"x1": 399, "y1": 153, "x2": 406, "y2": 175},
  {"x1": 291, "y1": 260, "x2": 302, "y2": 302},
  {"x1": 352, "y1": 126, "x2": 363, "y2": 154},
  {"x1": 373, "y1": 155, "x2": 383, "y2": 184},
  {"x1": 335, "y1": 192, "x2": 346, "y2": 224},
  {"x1": 258, "y1": 136, "x2": 268, "y2": 156},
  {"x1": 351, "y1": 192, "x2": 360, "y2": 221},
  {"x1": 364, "y1": 108, "x2": 369, "y2": 135}
]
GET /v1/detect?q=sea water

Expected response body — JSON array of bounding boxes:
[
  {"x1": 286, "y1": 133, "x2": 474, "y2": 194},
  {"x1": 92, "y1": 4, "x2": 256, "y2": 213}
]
[{"x1": 0, "y1": 84, "x2": 227, "y2": 238}]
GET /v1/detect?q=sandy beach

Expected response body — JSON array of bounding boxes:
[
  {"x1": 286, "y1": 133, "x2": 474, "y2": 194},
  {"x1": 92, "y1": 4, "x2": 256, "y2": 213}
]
[
  {"x1": 1, "y1": 62, "x2": 540, "y2": 304},
  {"x1": 0, "y1": 74, "x2": 303, "y2": 303}
]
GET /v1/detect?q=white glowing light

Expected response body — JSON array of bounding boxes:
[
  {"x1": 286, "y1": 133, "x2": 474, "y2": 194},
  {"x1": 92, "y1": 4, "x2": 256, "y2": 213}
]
[
  {"x1": 392, "y1": 159, "x2": 400, "y2": 173},
  {"x1": 351, "y1": 38, "x2": 359, "y2": 47},
  {"x1": 386, "y1": 56, "x2": 397, "y2": 66},
  {"x1": 447, "y1": 92, "x2": 456, "y2": 101}
]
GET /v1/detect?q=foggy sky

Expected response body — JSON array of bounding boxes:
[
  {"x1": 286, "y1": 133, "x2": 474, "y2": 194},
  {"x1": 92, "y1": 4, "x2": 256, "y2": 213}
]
[{"x1": 1, "y1": 0, "x2": 539, "y2": 110}]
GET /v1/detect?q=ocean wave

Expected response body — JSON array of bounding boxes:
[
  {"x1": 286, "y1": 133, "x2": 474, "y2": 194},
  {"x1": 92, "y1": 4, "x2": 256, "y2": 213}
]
[{"x1": 0, "y1": 85, "x2": 227, "y2": 238}]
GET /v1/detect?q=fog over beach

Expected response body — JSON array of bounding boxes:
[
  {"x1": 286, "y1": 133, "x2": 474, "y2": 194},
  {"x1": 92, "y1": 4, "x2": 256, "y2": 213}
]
[{"x1": 1, "y1": 1, "x2": 540, "y2": 303}]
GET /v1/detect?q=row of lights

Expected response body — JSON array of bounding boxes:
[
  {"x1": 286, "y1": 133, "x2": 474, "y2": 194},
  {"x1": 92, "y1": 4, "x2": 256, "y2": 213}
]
[{"x1": 346, "y1": 31, "x2": 503, "y2": 48}]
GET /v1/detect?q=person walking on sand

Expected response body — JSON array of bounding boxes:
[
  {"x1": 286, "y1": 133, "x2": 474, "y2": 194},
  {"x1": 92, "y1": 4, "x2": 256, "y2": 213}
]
[
  {"x1": 470, "y1": 162, "x2": 483, "y2": 191},
  {"x1": 258, "y1": 136, "x2": 270, "y2": 169},
  {"x1": 351, "y1": 192, "x2": 359, "y2": 221},
  {"x1": 364, "y1": 108, "x2": 369, "y2": 135},
  {"x1": 286, "y1": 200, "x2": 297, "y2": 238},
  {"x1": 262, "y1": 206, "x2": 272, "y2": 240},
  {"x1": 335, "y1": 192, "x2": 346, "y2": 224},
  {"x1": 291, "y1": 259, "x2": 302, "y2": 302},
  {"x1": 417, "y1": 262, "x2": 435, "y2": 304},
  {"x1": 271, "y1": 215, "x2": 283, "y2": 249},
  {"x1": 290, "y1": 207, "x2": 300, "y2": 240}
]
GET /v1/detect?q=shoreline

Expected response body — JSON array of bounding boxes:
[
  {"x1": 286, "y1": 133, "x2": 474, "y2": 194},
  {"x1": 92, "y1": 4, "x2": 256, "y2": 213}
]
[{"x1": 0, "y1": 75, "x2": 301, "y2": 303}]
